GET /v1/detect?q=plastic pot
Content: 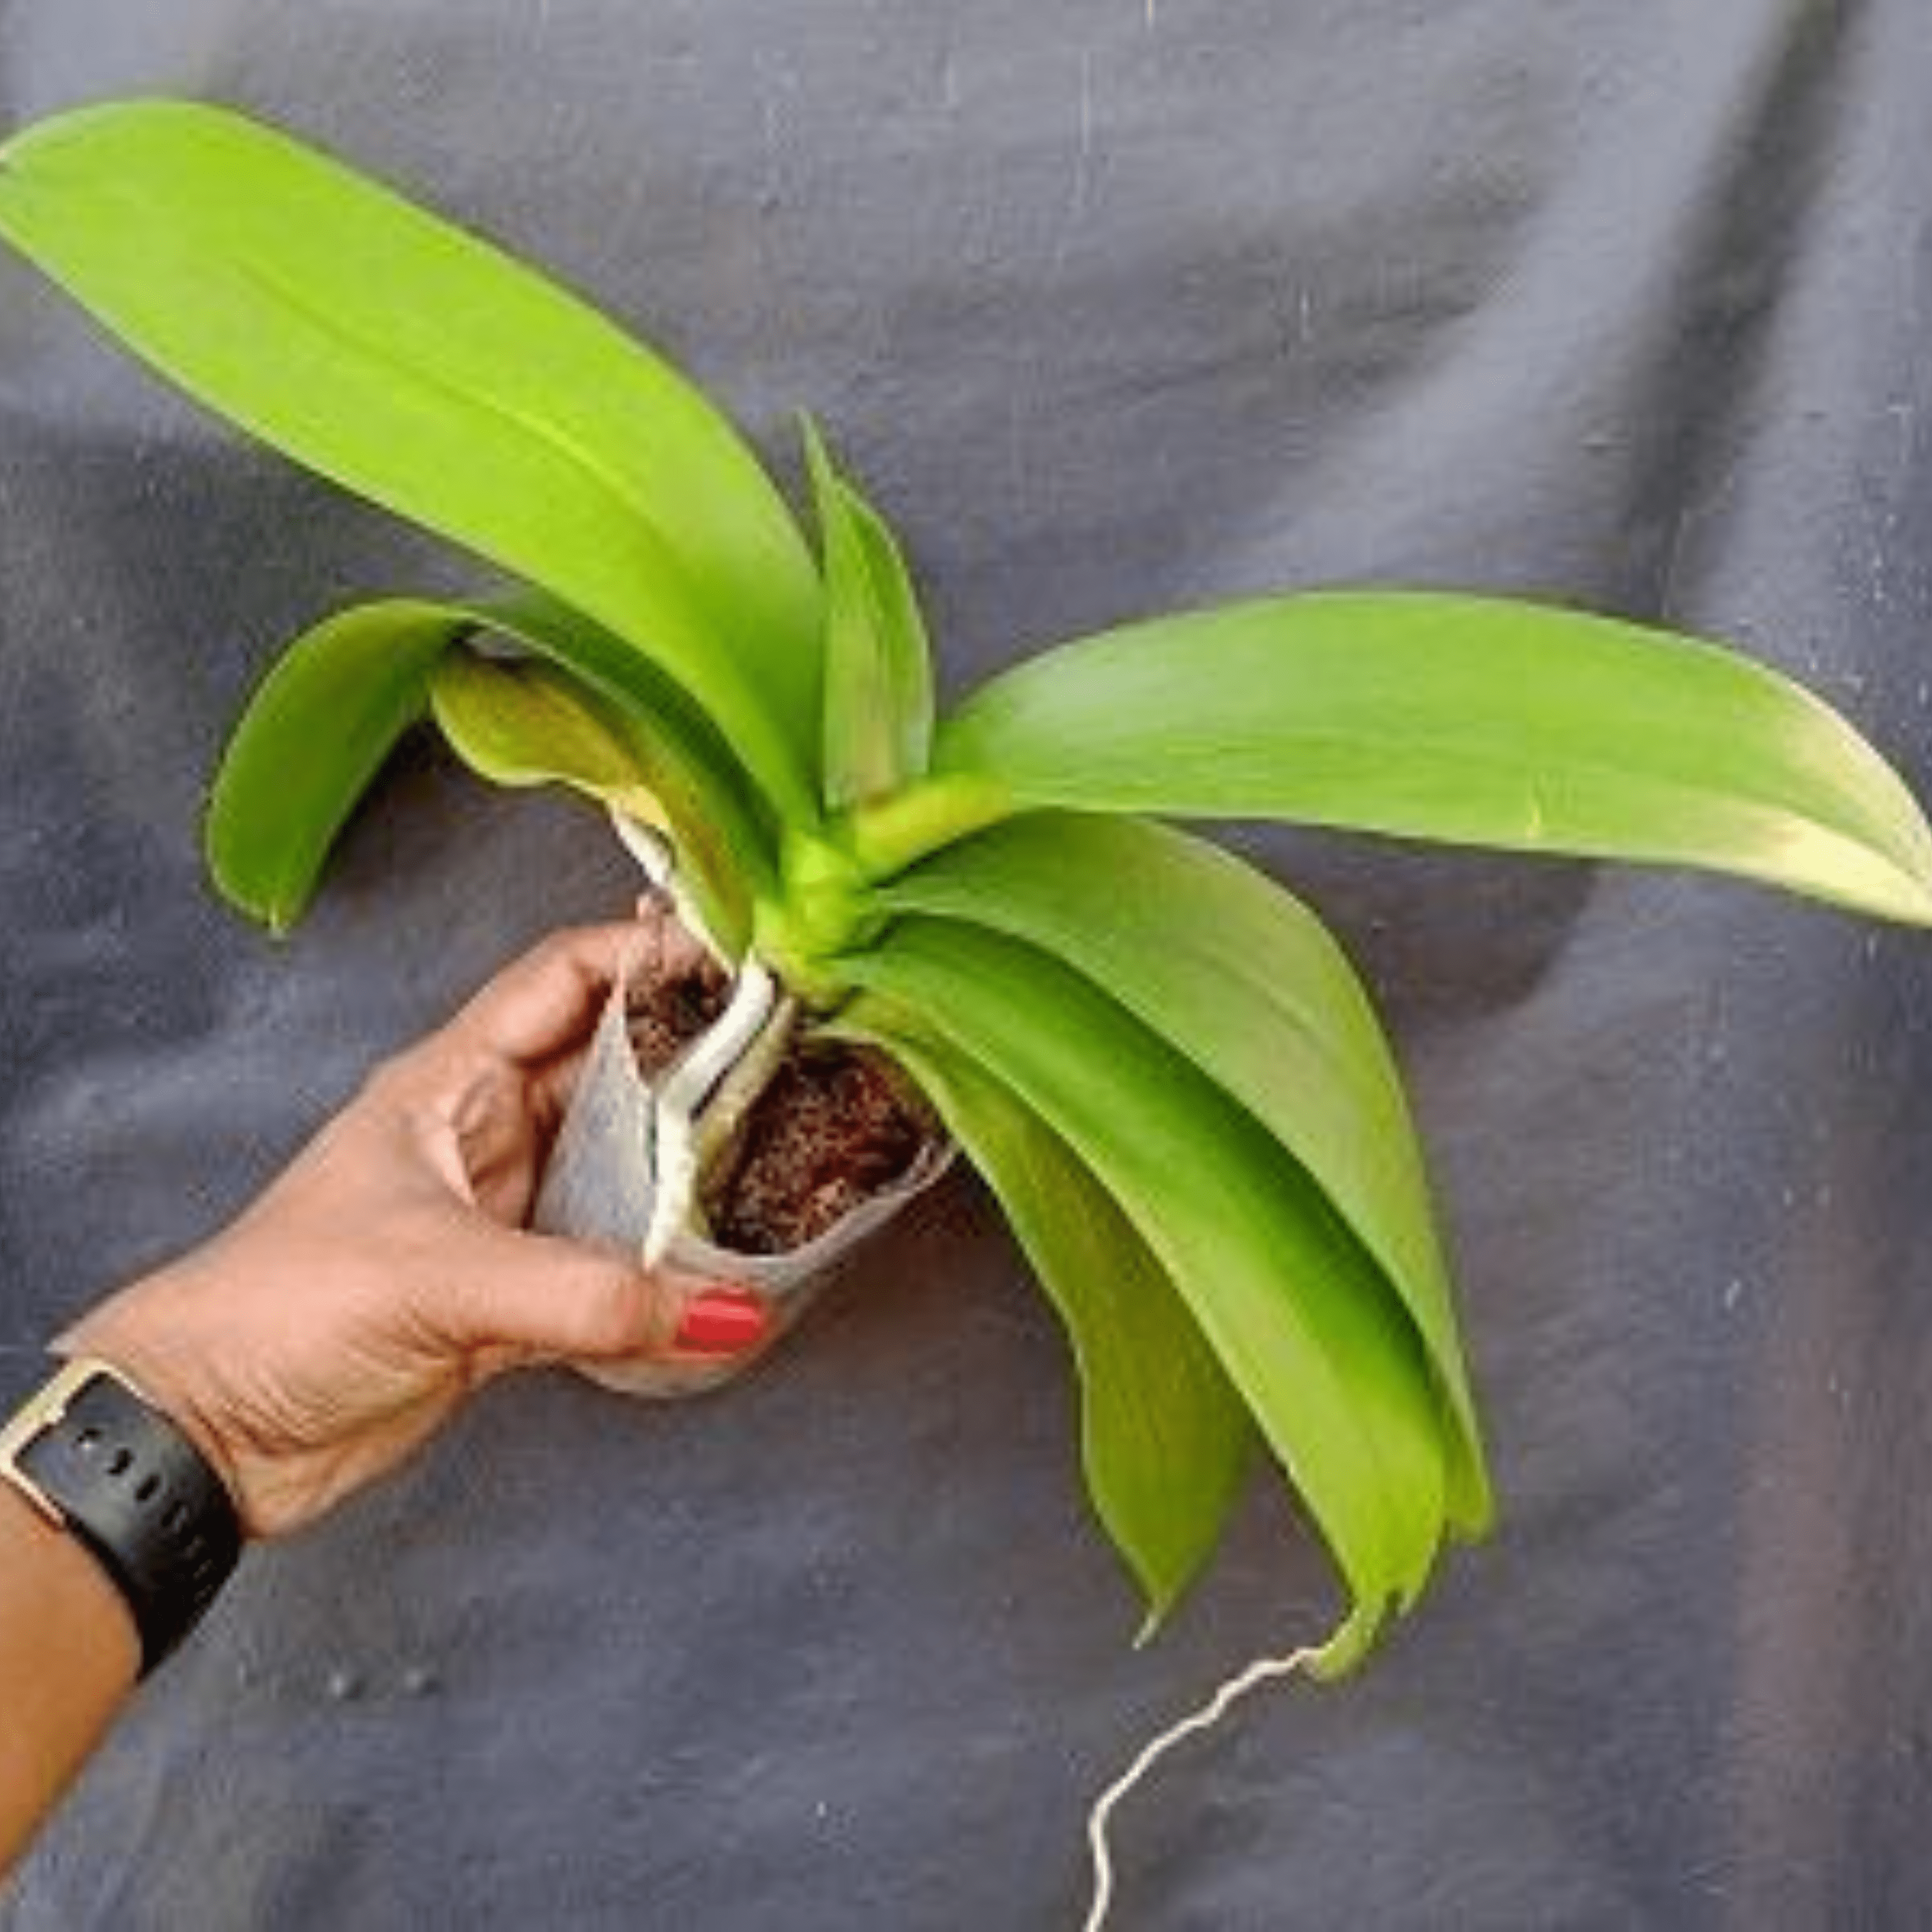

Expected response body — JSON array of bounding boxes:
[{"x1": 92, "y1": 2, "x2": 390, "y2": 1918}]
[{"x1": 532, "y1": 952, "x2": 953, "y2": 1397}]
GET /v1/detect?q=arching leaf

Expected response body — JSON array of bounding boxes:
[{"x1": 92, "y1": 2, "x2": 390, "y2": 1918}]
[
  {"x1": 430, "y1": 650, "x2": 768, "y2": 955},
  {"x1": 843, "y1": 920, "x2": 1455, "y2": 1670},
  {"x1": 0, "y1": 98, "x2": 823, "y2": 821},
  {"x1": 876, "y1": 811, "x2": 1490, "y2": 1531},
  {"x1": 833, "y1": 1017, "x2": 1254, "y2": 1625},
  {"x1": 209, "y1": 591, "x2": 773, "y2": 942},
  {"x1": 933, "y1": 592, "x2": 1932, "y2": 924},
  {"x1": 206, "y1": 600, "x2": 467, "y2": 933}
]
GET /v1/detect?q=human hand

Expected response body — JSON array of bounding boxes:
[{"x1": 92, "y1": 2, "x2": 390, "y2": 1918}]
[{"x1": 58, "y1": 920, "x2": 767, "y2": 1540}]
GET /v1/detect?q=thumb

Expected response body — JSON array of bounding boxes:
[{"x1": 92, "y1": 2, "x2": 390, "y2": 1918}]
[{"x1": 419, "y1": 1218, "x2": 697, "y2": 1362}]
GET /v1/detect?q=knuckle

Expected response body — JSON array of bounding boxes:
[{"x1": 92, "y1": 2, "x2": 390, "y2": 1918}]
[
  {"x1": 528, "y1": 924, "x2": 611, "y2": 982},
  {"x1": 358, "y1": 1046, "x2": 434, "y2": 1107},
  {"x1": 568, "y1": 1263, "x2": 657, "y2": 1355}
]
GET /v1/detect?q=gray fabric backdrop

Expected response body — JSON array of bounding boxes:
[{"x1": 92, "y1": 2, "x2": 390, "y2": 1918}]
[{"x1": 5, "y1": 1, "x2": 1931, "y2": 1925}]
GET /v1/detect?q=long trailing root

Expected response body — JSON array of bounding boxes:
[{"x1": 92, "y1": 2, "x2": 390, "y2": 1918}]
[{"x1": 1081, "y1": 1642, "x2": 1321, "y2": 1932}]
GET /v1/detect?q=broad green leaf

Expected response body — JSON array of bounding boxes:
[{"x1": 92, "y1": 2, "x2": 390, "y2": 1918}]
[
  {"x1": 841, "y1": 919, "x2": 1454, "y2": 1669},
  {"x1": 0, "y1": 98, "x2": 823, "y2": 823},
  {"x1": 803, "y1": 418, "x2": 935, "y2": 810},
  {"x1": 832, "y1": 1017, "x2": 1255, "y2": 1623},
  {"x1": 933, "y1": 591, "x2": 1932, "y2": 925},
  {"x1": 434, "y1": 588, "x2": 776, "y2": 953},
  {"x1": 430, "y1": 655, "x2": 648, "y2": 802},
  {"x1": 205, "y1": 601, "x2": 463, "y2": 932},
  {"x1": 876, "y1": 811, "x2": 1490, "y2": 1533},
  {"x1": 210, "y1": 591, "x2": 775, "y2": 943},
  {"x1": 429, "y1": 650, "x2": 767, "y2": 955}
]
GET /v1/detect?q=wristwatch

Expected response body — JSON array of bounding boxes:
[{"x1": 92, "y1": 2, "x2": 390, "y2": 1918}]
[{"x1": 0, "y1": 1347, "x2": 242, "y2": 1674}]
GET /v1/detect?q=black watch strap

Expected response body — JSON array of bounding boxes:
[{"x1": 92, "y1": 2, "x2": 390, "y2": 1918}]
[{"x1": 0, "y1": 1357, "x2": 242, "y2": 1674}]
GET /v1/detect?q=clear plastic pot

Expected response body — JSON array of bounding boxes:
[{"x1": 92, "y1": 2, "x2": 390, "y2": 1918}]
[{"x1": 532, "y1": 956, "x2": 953, "y2": 1397}]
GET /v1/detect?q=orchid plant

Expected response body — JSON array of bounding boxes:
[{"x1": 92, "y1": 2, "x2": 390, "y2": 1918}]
[{"x1": 4, "y1": 100, "x2": 1930, "y2": 1686}]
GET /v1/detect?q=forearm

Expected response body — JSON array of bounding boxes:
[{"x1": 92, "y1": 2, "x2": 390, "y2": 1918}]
[
  {"x1": 0, "y1": 1481, "x2": 138, "y2": 1873},
  {"x1": 0, "y1": 923, "x2": 758, "y2": 1876}
]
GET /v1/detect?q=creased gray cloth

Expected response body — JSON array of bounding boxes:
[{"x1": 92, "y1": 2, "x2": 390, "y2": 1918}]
[{"x1": 5, "y1": 1, "x2": 1932, "y2": 1926}]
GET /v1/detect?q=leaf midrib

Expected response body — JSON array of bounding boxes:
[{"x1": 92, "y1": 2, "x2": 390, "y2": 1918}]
[{"x1": 945, "y1": 716, "x2": 1931, "y2": 890}]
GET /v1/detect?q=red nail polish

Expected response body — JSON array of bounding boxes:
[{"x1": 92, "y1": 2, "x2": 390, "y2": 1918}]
[{"x1": 675, "y1": 1286, "x2": 769, "y2": 1354}]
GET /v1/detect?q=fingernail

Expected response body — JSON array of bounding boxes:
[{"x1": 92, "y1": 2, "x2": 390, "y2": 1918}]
[{"x1": 674, "y1": 1286, "x2": 770, "y2": 1354}]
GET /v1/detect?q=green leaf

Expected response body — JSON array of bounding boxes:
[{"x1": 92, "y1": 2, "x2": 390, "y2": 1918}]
[
  {"x1": 933, "y1": 591, "x2": 1932, "y2": 924},
  {"x1": 803, "y1": 417, "x2": 935, "y2": 810},
  {"x1": 876, "y1": 811, "x2": 1490, "y2": 1533},
  {"x1": 436, "y1": 588, "x2": 776, "y2": 951},
  {"x1": 210, "y1": 591, "x2": 775, "y2": 945},
  {"x1": 430, "y1": 655, "x2": 647, "y2": 801},
  {"x1": 831, "y1": 1017, "x2": 1255, "y2": 1625},
  {"x1": 429, "y1": 647, "x2": 768, "y2": 957},
  {"x1": 0, "y1": 98, "x2": 823, "y2": 823},
  {"x1": 841, "y1": 919, "x2": 1454, "y2": 1667},
  {"x1": 204, "y1": 600, "x2": 463, "y2": 933}
]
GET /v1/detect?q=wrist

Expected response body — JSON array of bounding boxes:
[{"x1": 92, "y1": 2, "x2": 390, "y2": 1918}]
[
  {"x1": 57, "y1": 1281, "x2": 248, "y2": 1518},
  {"x1": 1, "y1": 1349, "x2": 244, "y2": 1674}
]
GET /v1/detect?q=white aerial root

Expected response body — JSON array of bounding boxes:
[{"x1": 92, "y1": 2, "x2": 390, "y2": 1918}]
[
  {"x1": 608, "y1": 805, "x2": 674, "y2": 884},
  {"x1": 645, "y1": 959, "x2": 778, "y2": 1264},
  {"x1": 607, "y1": 807, "x2": 724, "y2": 960},
  {"x1": 1081, "y1": 1642, "x2": 1321, "y2": 1932},
  {"x1": 607, "y1": 803, "x2": 789, "y2": 1262}
]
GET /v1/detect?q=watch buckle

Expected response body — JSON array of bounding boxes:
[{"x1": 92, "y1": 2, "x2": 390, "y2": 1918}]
[{"x1": 0, "y1": 1357, "x2": 122, "y2": 1528}]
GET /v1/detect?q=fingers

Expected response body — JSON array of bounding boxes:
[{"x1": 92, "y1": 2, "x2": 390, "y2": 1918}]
[
  {"x1": 439, "y1": 923, "x2": 643, "y2": 1070},
  {"x1": 433, "y1": 902, "x2": 715, "y2": 1077},
  {"x1": 523, "y1": 1042, "x2": 591, "y2": 1142},
  {"x1": 418, "y1": 1218, "x2": 769, "y2": 1365}
]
